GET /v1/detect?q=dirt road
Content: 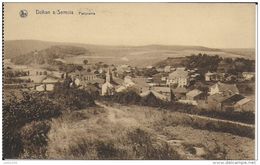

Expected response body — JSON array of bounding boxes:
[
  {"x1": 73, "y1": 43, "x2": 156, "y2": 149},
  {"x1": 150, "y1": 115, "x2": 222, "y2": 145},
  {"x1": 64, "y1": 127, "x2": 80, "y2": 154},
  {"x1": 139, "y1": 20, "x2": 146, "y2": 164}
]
[
  {"x1": 95, "y1": 101, "x2": 141, "y2": 127},
  {"x1": 95, "y1": 101, "x2": 254, "y2": 128}
]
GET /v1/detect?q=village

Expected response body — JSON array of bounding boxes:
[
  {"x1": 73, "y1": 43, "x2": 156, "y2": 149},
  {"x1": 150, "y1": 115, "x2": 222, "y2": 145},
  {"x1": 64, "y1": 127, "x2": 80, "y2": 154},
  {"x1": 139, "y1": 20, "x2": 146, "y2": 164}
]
[
  {"x1": 3, "y1": 2, "x2": 257, "y2": 161},
  {"x1": 4, "y1": 54, "x2": 255, "y2": 114}
]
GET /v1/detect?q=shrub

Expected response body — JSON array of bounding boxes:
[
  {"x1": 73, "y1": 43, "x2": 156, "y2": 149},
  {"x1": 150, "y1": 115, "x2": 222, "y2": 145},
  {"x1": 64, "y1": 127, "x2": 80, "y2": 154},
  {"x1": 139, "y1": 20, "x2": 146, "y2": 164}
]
[
  {"x1": 127, "y1": 128, "x2": 180, "y2": 160},
  {"x1": 3, "y1": 91, "x2": 61, "y2": 159},
  {"x1": 140, "y1": 93, "x2": 167, "y2": 108},
  {"x1": 96, "y1": 141, "x2": 127, "y2": 160},
  {"x1": 66, "y1": 138, "x2": 128, "y2": 160},
  {"x1": 19, "y1": 121, "x2": 51, "y2": 159},
  {"x1": 112, "y1": 90, "x2": 141, "y2": 105},
  {"x1": 67, "y1": 138, "x2": 95, "y2": 159},
  {"x1": 2, "y1": 129, "x2": 23, "y2": 159},
  {"x1": 49, "y1": 85, "x2": 95, "y2": 111}
]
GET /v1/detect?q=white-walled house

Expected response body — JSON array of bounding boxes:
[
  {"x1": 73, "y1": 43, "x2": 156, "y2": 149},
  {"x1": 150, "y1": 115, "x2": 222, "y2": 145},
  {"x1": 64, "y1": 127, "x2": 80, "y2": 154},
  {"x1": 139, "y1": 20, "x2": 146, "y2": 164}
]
[
  {"x1": 166, "y1": 68, "x2": 190, "y2": 87},
  {"x1": 242, "y1": 72, "x2": 255, "y2": 80},
  {"x1": 209, "y1": 82, "x2": 239, "y2": 96}
]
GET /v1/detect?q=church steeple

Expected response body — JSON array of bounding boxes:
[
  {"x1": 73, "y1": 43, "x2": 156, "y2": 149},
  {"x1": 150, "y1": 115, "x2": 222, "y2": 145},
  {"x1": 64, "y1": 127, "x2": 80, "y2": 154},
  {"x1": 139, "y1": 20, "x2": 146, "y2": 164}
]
[{"x1": 106, "y1": 68, "x2": 113, "y2": 83}]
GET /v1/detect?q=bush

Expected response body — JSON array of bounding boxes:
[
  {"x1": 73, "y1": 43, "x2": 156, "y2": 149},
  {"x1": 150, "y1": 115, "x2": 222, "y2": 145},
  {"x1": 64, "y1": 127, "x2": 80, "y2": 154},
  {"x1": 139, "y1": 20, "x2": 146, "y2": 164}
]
[
  {"x1": 198, "y1": 110, "x2": 255, "y2": 124},
  {"x1": 127, "y1": 128, "x2": 180, "y2": 160},
  {"x1": 96, "y1": 141, "x2": 127, "y2": 160},
  {"x1": 140, "y1": 93, "x2": 167, "y2": 108},
  {"x1": 20, "y1": 121, "x2": 51, "y2": 159},
  {"x1": 2, "y1": 129, "x2": 23, "y2": 159},
  {"x1": 3, "y1": 91, "x2": 61, "y2": 159},
  {"x1": 66, "y1": 138, "x2": 128, "y2": 160},
  {"x1": 49, "y1": 85, "x2": 95, "y2": 111},
  {"x1": 112, "y1": 90, "x2": 141, "y2": 105}
]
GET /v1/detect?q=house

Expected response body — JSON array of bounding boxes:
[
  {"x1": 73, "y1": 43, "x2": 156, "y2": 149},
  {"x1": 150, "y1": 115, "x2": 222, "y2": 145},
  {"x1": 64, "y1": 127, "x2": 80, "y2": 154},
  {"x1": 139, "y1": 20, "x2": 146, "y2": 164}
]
[
  {"x1": 164, "y1": 66, "x2": 171, "y2": 73},
  {"x1": 191, "y1": 73, "x2": 200, "y2": 78},
  {"x1": 41, "y1": 76, "x2": 61, "y2": 84},
  {"x1": 34, "y1": 83, "x2": 55, "y2": 92},
  {"x1": 205, "y1": 72, "x2": 226, "y2": 82},
  {"x1": 74, "y1": 70, "x2": 97, "y2": 82},
  {"x1": 115, "y1": 65, "x2": 132, "y2": 78},
  {"x1": 54, "y1": 58, "x2": 66, "y2": 64},
  {"x1": 132, "y1": 77, "x2": 150, "y2": 93},
  {"x1": 30, "y1": 75, "x2": 48, "y2": 84},
  {"x1": 98, "y1": 68, "x2": 104, "y2": 74},
  {"x1": 234, "y1": 98, "x2": 255, "y2": 112},
  {"x1": 207, "y1": 93, "x2": 244, "y2": 111},
  {"x1": 146, "y1": 77, "x2": 153, "y2": 84},
  {"x1": 146, "y1": 65, "x2": 154, "y2": 69},
  {"x1": 166, "y1": 68, "x2": 190, "y2": 87},
  {"x1": 205, "y1": 72, "x2": 215, "y2": 81},
  {"x1": 225, "y1": 75, "x2": 237, "y2": 82},
  {"x1": 82, "y1": 84, "x2": 100, "y2": 95},
  {"x1": 101, "y1": 69, "x2": 115, "y2": 96},
  {"x1": 75, "y1": 77, "x2": 105, "y2": 89},
  {"x1": 115, "y1": 76, "x2": 135, "y2": 93},
  {"x1": 186, "y1": 89, "x2": 204, "y2": 101},
  {"x1": 221, "y1": 94, "x2": 245, "y2": 111},
  {"x1": 242, "y1": 72, "x2": 255, "y2": 81},
  {"x1": 156, "y1": 67, "x2": 164, "y2": 73},
  {"x1": 113, "y1": 77, "x2": 124, "y2": 86},
  {"x1": 153, "y1": 86, "x2": 172, "y2": 101},
  {"x1": 152, "y1": 73, "x2": 167, "y2": 86},
  {"x1": 124, "y1": 76, "x2": 135, "y2": 87},
  {"x1": 140, "y1": 90, "x2": 169, "y2": 102},
  {"x1": 207, "y1": 93, "x2": 226, "y2": 110},
  {"x1": 209, "y1": 82, "x2": 239, "y2": 96},
  {"x1": 72, "y1": 69, "x2": 102, "y2": 87},
  {"x1": 171, "y1": 87, "x2": 188, "y2": 100}
]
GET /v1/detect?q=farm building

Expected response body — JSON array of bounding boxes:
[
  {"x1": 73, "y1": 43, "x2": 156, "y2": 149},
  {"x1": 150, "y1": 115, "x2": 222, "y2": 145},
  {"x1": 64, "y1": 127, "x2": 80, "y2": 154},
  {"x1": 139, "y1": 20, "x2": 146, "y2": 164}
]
[
  {"x1": 234, "y1": 98, "x2": 255, "y2": 112},
  {"x1": 186, "y1": 89, "x2": 204, "y2": 101},
  {"x1": 171, "y1": 87, "x2": 188, "y2": 100},
  {"x1": 140, "y1": 90, "x2": 170, "y2": 102},
  {"x1": 209, "y1": 82, "x2": 239, "y2": 96},
  {"x1": 207, "y1": 93, "x2": 245, "y2": 111},
  {"x1": 153, "y1": 86, "x2": 172, "y2": 101}
]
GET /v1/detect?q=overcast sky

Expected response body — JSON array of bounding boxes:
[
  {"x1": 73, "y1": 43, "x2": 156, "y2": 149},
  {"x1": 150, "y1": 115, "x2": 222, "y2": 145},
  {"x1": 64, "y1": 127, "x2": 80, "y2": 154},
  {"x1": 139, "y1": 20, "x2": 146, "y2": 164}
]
[{"x1": 4, "y1": 3, "x2": 256, "y2": 48}]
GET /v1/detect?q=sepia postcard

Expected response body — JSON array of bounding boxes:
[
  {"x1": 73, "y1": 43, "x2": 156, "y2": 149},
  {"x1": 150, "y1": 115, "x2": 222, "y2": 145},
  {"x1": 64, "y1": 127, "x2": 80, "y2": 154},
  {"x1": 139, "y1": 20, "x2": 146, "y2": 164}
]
[{"x1": 2, "y1": 2, "x2": 257, "y2": 161}]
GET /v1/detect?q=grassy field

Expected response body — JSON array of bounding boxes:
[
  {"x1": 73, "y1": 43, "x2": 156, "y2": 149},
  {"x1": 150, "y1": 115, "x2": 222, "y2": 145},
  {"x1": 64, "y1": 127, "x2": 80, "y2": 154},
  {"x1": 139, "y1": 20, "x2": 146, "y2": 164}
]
[{"x1": 46, "y1": 102, "x2": 254, "y2": 160}]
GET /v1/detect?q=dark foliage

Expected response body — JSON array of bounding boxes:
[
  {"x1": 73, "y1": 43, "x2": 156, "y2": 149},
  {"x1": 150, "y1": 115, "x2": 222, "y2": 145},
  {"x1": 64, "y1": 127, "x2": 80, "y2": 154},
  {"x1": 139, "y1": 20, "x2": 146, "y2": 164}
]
[
  {"x1": 4, "y1": 78, "x2": 31, "y2": 84},
  {"x1": 3, "y1": 92, "x2": 61, "y2": 159},
  {"x1": 112, "y1": 90, "x2": 141, "y2": 105},
  {"x1": 5, "y1": 70, "x2": 29, "y2": 78},
  {"x1": 96, "y1": 141, "x2": 125, "y2": 160},
  {"x1": 58, "y1": 63, "x2": 83, "y2": 73},
  {"x1": 140, "y1": 92, "x2": 167, "y2": 107},
  {"x1": 198, "y1": 110, "x2": 255, "y2": 124},
  {"x1": 184, "y1": 54, "x2": 222, "y2": 75},
  {"x1": 20, "y1": 121, "x2": 51, "y2": 158},
  {"x1": 127, "y1": 128, "x2": 181, "y2": 159},
  {"x1": 49, "y1": 83, "x2": 96, "y2": 111},
  {"x1": 183, "y1": 54, "x2": 255, "y2": 76}
]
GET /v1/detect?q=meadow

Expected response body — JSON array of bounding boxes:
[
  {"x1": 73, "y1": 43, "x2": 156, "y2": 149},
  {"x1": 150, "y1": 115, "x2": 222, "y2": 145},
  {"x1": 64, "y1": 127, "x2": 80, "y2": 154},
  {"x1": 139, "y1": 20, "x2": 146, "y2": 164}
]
[{"x1": 46, "y1": 102, "x2": 254, "y2": 160}]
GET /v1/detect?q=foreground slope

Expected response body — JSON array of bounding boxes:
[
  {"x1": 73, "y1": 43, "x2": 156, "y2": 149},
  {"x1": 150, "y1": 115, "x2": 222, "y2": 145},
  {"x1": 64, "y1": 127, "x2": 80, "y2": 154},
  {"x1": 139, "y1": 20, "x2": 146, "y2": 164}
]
[{"x1": 47, "y1": 102, "x2": 254, "y2": 160}]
